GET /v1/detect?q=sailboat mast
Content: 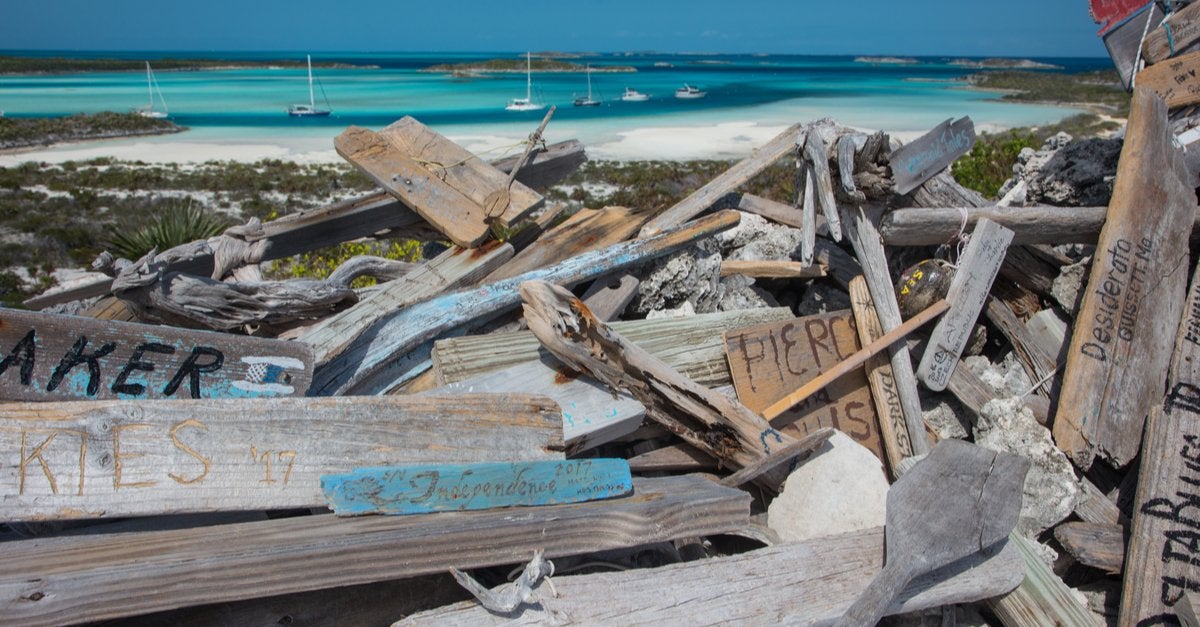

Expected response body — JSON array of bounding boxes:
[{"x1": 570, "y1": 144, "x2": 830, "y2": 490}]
[
  {"x1": 307, "y1": 54, "x2": 316, "y2": 109},
  {"x1": 525, "y1": 52, "x2": 532, "y2": 101},
  {"x1": 587, "y1": 64, "x2": 593, "y2": 98},
  {"x1": 146, "y1": 62, "x2": 154, "y2": 109}
]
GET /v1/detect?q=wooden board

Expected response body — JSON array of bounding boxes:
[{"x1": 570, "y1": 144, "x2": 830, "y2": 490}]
[
  {"x1": 725, "y1": 309, "x2": 886, "y2": 462},
  {"x1": 1136, "y1": 50, "x2": 1200, "y2": 109},
  {"x1": 1121, "y1": 255, "x2": 1200, "y2": 625},
  {"x1": 335, "y1": 126, "x2": 495, "y2": 248},
  {"x1": 850, "y1": 276, "x2": 912, "y2": 474},
  {"x1": 1108, "y1": 3, "x2": 1167, "y2": 88},
  {"x1": 916, "y1": 218, "x2": 1014, "y2": 391},
  {"x1": 482, "y1": 205, "x2": 647, "y2": 282},
  {"x1": 322, "y1": 459, "x2": 632, "y2": 516},
  {"x1": 1054, "y1": 521, "x2": 1125, "y2": 574},
  {"x1": 1053, "y1": 88, "x2": 1195, "y2": 469},
  {"x1": 1144, "y1": 1, "x2": 1200, "y2": 64},
  {"x1": 0, "y1": 394, "x2": 562, "y2": 521},
  {"x1": 0, "y1": 474, "x2": 747, "y2": 626},
  {"x1": 878, "y1": 205, "x2": 1118, "y2": 246},
  {"x1": 310, "y1": 210, "x2": 742, "y2": 396},
  {"x1": 401, "y1": 527, "x2": 1023, "y2": 625},
  {"x1": 378, "y1": 116, "x2": 543, "y2": 228},
  {"x1": 987, "y1": 531, "x2": 1101, "y2": 627},
  {"x1": 889, "y1": 117, "x2": 975, "y2": 195},
  {"x1": 719, "y1": 259, "x2": 826, "y2": 279},
  {"x1": 0, "y1": 308, "x2": 313, "y2": 401}
]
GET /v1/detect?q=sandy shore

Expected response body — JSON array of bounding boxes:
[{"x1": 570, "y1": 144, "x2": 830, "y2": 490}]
[{"x1": 0, "y1": 120, "x2": 937, "y2": 167}]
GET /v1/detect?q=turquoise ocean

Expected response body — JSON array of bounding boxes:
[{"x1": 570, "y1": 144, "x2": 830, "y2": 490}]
[{"x1": 0, "y1": 51, "x2": 1113, "y2": 162}]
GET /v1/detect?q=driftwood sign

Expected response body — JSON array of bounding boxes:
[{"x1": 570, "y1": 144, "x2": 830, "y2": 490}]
[
  {"x1": 916, "y1": 218, "x2": 1013, "y2": 391},
  {"x1": 1136, "y1": 51, "x2": 1200, "y2": 109},
  {"x1": 1053, "y1": 89, "x2": 1195, "y2": 469},
  {"x1": 1121, "y1": 257, "x2": 1200, "y2": 625},
  {"x1": 1144, "y1": 1, "x2": 1200, "y2": 64},
  {"x1": 1106, "y1": 2, "x2": 1166, "y2": 88},
  {"x1": 0, "y1": 394, "x2": 562, "y2": 520},
  {"x1": 1091, "y1": 0, "x2": 1156, "y2": 34},
  {"x1": 725, "y1": 310, "x2": 886, "y2": 462},
  {"x1": 889, "y1": 117, "x2": 975, "y2": 195},
  {"x1": 321, "y1": 459, "x2": 633, "y2": 516},
  {"x1": 0, "y1": 308, "x2": 313, "y2": 401}
]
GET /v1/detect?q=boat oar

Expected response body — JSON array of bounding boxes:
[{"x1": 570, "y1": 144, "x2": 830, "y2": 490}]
[
  {"x1": 831, "y1": 439, "x2": 1029, "y2": 626},
  {"x1": 484, "y1": 105, "x2": 556, "y2": 220}
]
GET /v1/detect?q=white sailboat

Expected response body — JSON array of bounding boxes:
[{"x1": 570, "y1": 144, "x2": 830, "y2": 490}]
[
  {"x1": 573, "y1": 64, "x2": 600, "y2": 107},
  {"x1": 135, "y1": 61, "x2": 169, "y2": 119},
  {"x1": 288, "y1": 54, "x2": 332, "y2": 117},
  {"x1": 506, "y1": 52, "x2": 545, "y2": 112}
]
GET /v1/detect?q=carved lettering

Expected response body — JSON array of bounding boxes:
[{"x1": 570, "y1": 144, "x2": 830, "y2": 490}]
[
  {"x1": 168, "y1": 419, "x2": 210, "y2": 485},
  {"x1": 112, "y1": 423, "x2": 157, "y2": 489}
]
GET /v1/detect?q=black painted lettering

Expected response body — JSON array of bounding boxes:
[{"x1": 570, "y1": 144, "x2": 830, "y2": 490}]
[
  {"x1": 163, "y1": 346, "x2": 224, "y2": 399},
  {"x1": 46, "y1": 335, "x2": 116, "y2": 396},
  {"x1": 0, "y1": 328, "x2": 36, "y2": 386},
  {"x1": 111, "y1": 342, "x2": 176, "y2": 396},
  {"x1": 1168, "y1": 383, "x2": 1200, "y2": 415}
]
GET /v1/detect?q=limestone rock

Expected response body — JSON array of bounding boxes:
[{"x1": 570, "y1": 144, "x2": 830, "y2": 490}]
[
  {"x1": 795, "y1": 283, "x2": 852, "y2": 317},
  {"x1": 630, "y1": 243, "x2": 722, "y2": 315},
  {"x1": 974, "y1": 397, "x2": 1081, "y2": 536},
  {"x1": 964, "y1": 352, "x2": 1032, "y2": 398},
  {"x1": 1052, "y1": 255, "x2": 1090, "y2": 315},
  {"x1": 715, "y1": 274, "x2": 778, "y2": 312},
  {"x1": 767, "y1": 431, "x2": 889, "y2": 543},
  {"x1": 921, "y1": 396, "x2": 971, "y2": 440},
  {"x1": 1026, "y1": 137, "x2": 1121, "y2": 207}
]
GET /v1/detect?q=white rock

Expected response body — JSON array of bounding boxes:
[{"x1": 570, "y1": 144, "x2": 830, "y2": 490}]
[
  {"x1": 767, "y1": 431, "x2": 889, "y2": 543},
  {"x1": 974, "y1": 397, "x2": 1081, "y2": 536}
]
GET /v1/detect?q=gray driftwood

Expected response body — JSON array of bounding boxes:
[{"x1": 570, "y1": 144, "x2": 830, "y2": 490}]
[
  {"x1": 398, "y1": 526, "x2": 1023, "y2": 626},
  {"x1": 878, "y1": 205, "x2": 1137, "y2": 246},
  {"x1": 0, "y1": 474, "x2": 747, "y2": 626},
  {"x1": 890, "y1": 117, "x2": 975, "y2": 195},
  {"x1": 1054, "y1": 88, "x2": 1196, "y2": 469},
  {"x1": 987, "y1": 532, "x2": 1099, "y2": 627},
  {"x1": 0, "y1": 394, "x2": 561, "y2": 521},
  {"x1": 1054, "y1": 521, "x2": 1125, "y2": 574},
  {"x1": 520, "y1": 280, "x2": 797, "y2": 481},
  {"x1": 835, "y1": 439, "x2": 1028, "y2": 626},
  {"x1": 309, "y1": 211, "x2": 743, "y2": 396},
  {"x1": 849, "y1": 276, "x2": 913, "y2": 473}
]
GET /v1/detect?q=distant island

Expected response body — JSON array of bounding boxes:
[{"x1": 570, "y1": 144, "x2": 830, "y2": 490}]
[
  {"x1": 855, "y1": 56, "x2": 920, "y2": 65},
  {"x1": 420, "y1": 59, "x2": 636, "y2": 74},
  {"x1": 0, "y1": 112, "x2": 184, "y2": 150},
  {"x1": 949, "y1": 58, "x2": 1063, "y2": 70},
  {"x1": 962, "y1": 70, "x2": 1129, "y2": 116},
  {"x1": 0, "y1": 56, "x2": 371, "y2": 75}
]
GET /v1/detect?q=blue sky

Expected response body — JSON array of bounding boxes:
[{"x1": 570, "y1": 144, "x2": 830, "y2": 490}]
[{"x1": 0, "y1": 0, "x2": 1107, "y2": 57}]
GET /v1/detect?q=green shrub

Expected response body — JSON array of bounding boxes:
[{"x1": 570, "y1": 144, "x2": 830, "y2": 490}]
[
  {"x1": 268, "y1": 239, "x2": 423, "y2": 289},
  {"x1": 951, "y1": 131, "x2": 1038, "y2": 199},
  {"x1": 105, "y1": 202, "x2": 232, "y2": 260}
]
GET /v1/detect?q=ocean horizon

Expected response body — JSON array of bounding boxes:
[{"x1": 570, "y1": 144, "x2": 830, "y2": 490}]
[{"x1": 0, "y1": 50, "x2": 1114, "y2": 164}]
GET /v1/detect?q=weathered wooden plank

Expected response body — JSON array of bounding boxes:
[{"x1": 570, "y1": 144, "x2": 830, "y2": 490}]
[
  {"x1": 890, "y1": 117, "x2": 976, "y2": 196},
  {"x1": 335, "y1": 126, "x2": 494, "y2": 247},
  {"x1": 0, "y1": 308, "x2": 313, "y2": 401},
  {"x1": 803, "y1": 127, "x2": 843, "y2": 240},
  {"x1": 434, "y1": 307, "x2": 793, "y2": 387},
  {"x1": 801, "y1": 161, "x2": 817, "y2": 264},
  {"x1": 322, "y1": 459, "x2": 632, "y2": 516},
  {"x1": 878, "y1": 205, "x2": 1136, "y2": 246},
  {"x1": 482, "y1": 205, "x2": 647, "y2": 283},
  {"x1": 379, "y1": 116, "x2": 543, "y2": 228},
  {"x1": 1143, "y1": 1, "x2": 1200, "y2": 64},
  {"x1": 1137, "y1": 50, "x2": 1200, "y2": 109},
  {"x1": 849, "y1": 276, "x2": 912, "y2": 474},
  {"x1": 1053, "y1": 88, "x2": 1195, "y2": 469},
  {"x1": 626, "y1": 442, "x2": 716, "y2": 473},
  {"x1": 299, "y1": 242, "x2": 514, "y2": 366},
  {"x1": 987, "y1": 532, "x2": 1100, "y2": 627},
  {"x1": 719, "y1": 259, "x2": 826, "y2": 279},
  {"x1": 400, "y1": 527, "x2": 1024, "y2": 625},
  {"x1": 843, "y1": 205, "x2": 932, "y2": 455},
  {"x1": 1120, "y1": 257, "x2": 1200, "y2": 625},
  {"x1": 311, "y1": 211, "x2": 743, "y2": 396},
  {"x1": 734, "y1": 192, "x2": 824, "y2": 232},
  {"x1": 724, "y1": 310, "x2": 886, "y2": 461},
  {"x1": 719, "y1": 426, "x2": 834, "y2": 487},
  {"x1": 0, "y1": 394, "x2": 561, "y2": 521},
  {"x1": 917, "y1": 218, "x2": 1013, "y2": 391},
  {"x1": 1054, "y1": 521, "x2": 1125, "y2": 574},
  {"x1": 0, "y1": 474, "x2": 746, "y2": 626},
  {"x1": 986, "y1": 297, "x2": 1058, "y2": 399},
  {"x1": 580, "y1": 273, "x2": 640, "y2": 321},
  {"x1": 429, "y1": 356, "x2": 644, "y2": 454},
  {"x1": 639, "y1": 123, "x2": 804, "y2": 237}
]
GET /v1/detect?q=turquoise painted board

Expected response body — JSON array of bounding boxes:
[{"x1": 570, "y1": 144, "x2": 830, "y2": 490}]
[
  {"x1": 0, "y1": 308, "x2": 313, "y2": 401},
  {"x1": 321, "y1": 459, "x2": 633, "y2": 516}
]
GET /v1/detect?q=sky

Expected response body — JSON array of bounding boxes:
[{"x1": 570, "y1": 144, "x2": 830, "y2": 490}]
[{"x1": 0, "y1": 0, "x2": 1108, "y2": 58}]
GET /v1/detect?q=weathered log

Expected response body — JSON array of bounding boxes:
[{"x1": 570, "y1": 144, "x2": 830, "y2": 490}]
[
  {"x1": 1055, "y1": 521, "x2": 1125, "y2": 574},
  {"x1": 878, "y1": 205, "x2": 1138, "y2": 246}
]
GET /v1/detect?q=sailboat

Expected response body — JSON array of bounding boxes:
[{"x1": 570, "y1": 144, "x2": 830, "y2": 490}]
[
  {"x1": 506, "y1": 52, "x2": 545, "y2": 112},
  {"x1": 288, "y1": 54, "x2": 332, "y2": 117},
  {"x1": 573, "y1": 64, "x2": 600, "y2": 107},
  {"x1": 135, "y1": 62, "x2": 169, "y2": 119}
]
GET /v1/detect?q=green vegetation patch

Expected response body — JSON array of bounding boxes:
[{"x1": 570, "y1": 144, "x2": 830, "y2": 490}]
[
  {"x1": 965, "y1": 69, "x2": 1131, "y2": 116},
  {"x1": 0, "y1": 112, "x2": 182, "y2": 149},
  {"x1": 422, "y1": 58, "x2": 635, "y2": 73},
  {"x1": 0, "y1": 56, "x2": 359, "y2": 74}
]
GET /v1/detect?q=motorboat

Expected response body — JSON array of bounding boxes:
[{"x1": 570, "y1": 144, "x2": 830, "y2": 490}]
[
  {"x1": 621, "y1": 87, "x2": 649, "y2": 102},
  {"x1": 674, "y1": 84, "x2": 706, "y2": 99}
]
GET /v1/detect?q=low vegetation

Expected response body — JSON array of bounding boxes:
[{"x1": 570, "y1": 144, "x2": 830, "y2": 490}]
[
  {"x1": 421, "y1": 58, "x2": 635, "y2": 73},
  {"x1": 0, "y1": 112, "x2": 183, "y2": 150},
  {"x1": 965, "y1": 69, "x2": 1131, "y2": 116},
  {"x1": 0, "y1": 56, "x2": 360, "y2": 74}
]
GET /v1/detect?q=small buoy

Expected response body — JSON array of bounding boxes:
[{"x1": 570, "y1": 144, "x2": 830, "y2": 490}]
[{"x1": 896, "y1": 259, "x2": 954, "y2": 319}]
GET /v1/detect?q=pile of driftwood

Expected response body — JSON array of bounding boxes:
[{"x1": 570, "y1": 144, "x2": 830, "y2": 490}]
[{"x1": 1, "y1": 72, "x2": 1195, "y2": 624}]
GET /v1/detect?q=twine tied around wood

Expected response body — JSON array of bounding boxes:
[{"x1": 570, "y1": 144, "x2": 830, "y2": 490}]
[{"x1": 935, "y1": 206, "x2": 971, "y2": 268}]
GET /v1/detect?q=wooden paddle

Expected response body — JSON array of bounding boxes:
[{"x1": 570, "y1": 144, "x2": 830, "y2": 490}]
[
  {"x1": 833, "y1": 439, "x2": 1028, "y2": 626},
  {"x1": 484, "y1": 106, "x2": 556, "y2": 220}
]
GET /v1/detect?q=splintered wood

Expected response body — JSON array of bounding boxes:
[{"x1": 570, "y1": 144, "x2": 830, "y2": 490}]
[{"x1": 1053, "y1": 88, "x2": 1195, "y2": 469}]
